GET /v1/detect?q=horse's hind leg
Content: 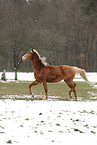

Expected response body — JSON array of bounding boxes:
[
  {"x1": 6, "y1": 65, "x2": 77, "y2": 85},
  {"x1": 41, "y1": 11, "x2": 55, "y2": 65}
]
[
  {"x1": 73, "y1": 87, "x2": 78, "y2": 100},
  {"x1": 65, "y1": 80, "x2": 78, "y2": 100},
  {"x1": 69, "y1": 88, "x2": 73, "y2": 98}
]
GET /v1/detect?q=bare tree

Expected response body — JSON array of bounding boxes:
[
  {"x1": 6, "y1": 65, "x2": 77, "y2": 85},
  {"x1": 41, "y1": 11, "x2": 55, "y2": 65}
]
[{"x1": 0, "y1": 0, "x2": 97, "y2": 74}]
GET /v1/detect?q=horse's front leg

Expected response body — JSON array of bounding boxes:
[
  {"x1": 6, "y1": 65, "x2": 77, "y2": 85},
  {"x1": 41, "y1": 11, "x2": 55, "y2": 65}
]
[
  {"x1": 29, "y1": 80, "x2": 40, "y2": 95},
  {"x1": 43, "y1": 81, "x2": 48, "y2": 100}
]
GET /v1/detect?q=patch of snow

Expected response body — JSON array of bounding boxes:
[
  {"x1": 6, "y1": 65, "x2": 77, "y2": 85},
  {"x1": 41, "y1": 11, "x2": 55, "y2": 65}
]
[
  {"x1": 0, "y1": 100, "x2": 97, "y2": 145},
  {"x1": 0, "y1": 72, "x2": 35, "y2": 81},
  {"x1": 0, "y1": 72, "x2": 97, "y2": 82},
  {"x1": 93, "y1": 85, "x2": 97, "y2": 88}
]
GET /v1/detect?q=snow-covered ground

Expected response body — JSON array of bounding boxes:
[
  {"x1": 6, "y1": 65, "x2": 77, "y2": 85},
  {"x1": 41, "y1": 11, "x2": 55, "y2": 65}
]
[
  {"x1": 0, "y1": 72, "x2": 97, "y2": 145},
  {"x1": 0, "y1": 100, "x2": 97, "y2": 145},
  {"x1": 0, "y1": 72, "x2": 97, "y2": 82}
]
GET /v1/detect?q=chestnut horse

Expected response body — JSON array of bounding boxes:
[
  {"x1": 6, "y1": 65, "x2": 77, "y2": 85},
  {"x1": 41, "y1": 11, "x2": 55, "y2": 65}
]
[{"x1": 22, "y1": 49, "x2": 94, "y2": 100}]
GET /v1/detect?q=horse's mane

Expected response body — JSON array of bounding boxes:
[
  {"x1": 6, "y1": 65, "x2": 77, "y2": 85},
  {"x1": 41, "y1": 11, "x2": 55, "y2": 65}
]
[{"x1": 33, "y1": 49, "x2": 48, "y2": 66}]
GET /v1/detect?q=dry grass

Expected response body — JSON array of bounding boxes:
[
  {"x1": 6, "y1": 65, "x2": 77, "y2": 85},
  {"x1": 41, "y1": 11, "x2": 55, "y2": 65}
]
[{"x1": 0, "y1": 81, "x2": 97, "y2": 101}]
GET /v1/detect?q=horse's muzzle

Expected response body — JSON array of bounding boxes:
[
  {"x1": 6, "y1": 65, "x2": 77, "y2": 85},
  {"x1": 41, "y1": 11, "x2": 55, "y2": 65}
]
[{"x1": 22, "y1": 56, "x2": 26, "y2": 61}]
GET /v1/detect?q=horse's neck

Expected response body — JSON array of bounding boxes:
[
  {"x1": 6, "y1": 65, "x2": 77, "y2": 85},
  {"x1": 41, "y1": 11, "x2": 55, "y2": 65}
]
[{"x1": 32, "y1": 59, "x2": 43, "y2": 72}]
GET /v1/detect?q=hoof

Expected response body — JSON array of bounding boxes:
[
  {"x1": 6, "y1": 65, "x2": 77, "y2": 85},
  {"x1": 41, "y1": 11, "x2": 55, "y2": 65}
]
[
  {"x1": 32, "y1": 95, "x2": 34, "y2": 98},
  {"x1": 70, "y1": 96, "x2": 72, "y2": 99}
]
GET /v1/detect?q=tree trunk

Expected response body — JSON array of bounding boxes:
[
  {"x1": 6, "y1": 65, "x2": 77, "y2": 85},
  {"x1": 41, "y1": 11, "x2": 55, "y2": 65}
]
[{"x1": 14, "y1": 68, "x2": 18, "y2": 80}]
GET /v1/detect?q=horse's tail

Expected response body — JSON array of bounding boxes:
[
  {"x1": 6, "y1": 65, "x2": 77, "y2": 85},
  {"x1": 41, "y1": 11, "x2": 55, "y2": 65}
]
[{"x1": 73, "y1": 67, "x2": 95, "y2": 85}]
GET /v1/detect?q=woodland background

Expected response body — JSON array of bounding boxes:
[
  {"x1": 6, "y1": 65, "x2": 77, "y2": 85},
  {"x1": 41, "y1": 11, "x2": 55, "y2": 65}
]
[{"x1": 0, "y1": 0, "x2": 97, "y2": 73}]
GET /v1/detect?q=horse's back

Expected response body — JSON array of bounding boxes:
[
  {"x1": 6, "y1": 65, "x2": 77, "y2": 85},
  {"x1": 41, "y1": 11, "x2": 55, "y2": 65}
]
[{"x1": 43, "y1": 65, "x2": 75, "y2": 82}]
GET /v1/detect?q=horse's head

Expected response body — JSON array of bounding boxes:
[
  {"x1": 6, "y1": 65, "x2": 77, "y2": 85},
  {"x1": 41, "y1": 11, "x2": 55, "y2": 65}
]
[
  {"x1": 22, "y1": 49, "x2": 48, "y2": 66},
  {"x1": 22, "y1": 49, "x2": 35, "y2": 61}
]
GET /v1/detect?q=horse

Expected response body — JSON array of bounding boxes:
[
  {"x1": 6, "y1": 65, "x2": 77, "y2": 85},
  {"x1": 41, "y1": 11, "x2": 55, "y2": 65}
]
[{"x1": 22, "y1": 49, "x2": 94, "y2": 100}]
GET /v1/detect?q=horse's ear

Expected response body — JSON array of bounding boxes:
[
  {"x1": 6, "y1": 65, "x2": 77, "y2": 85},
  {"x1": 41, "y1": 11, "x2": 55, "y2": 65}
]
[
  {"x1": 31, "y1": 49, "x2": 34, "y2": 53},
  {"x1": 32, "y1": 49, "x2": 35, "y2": 52}
]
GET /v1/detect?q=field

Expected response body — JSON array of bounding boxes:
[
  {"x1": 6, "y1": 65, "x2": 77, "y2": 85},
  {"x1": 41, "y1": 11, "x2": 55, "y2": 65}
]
[
  {"x1": 0, "y1": 73, "x2": 97, "y2": 145},
  {"x1": 0, "y1": 81, "x2": 97, "y2": 101}
]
